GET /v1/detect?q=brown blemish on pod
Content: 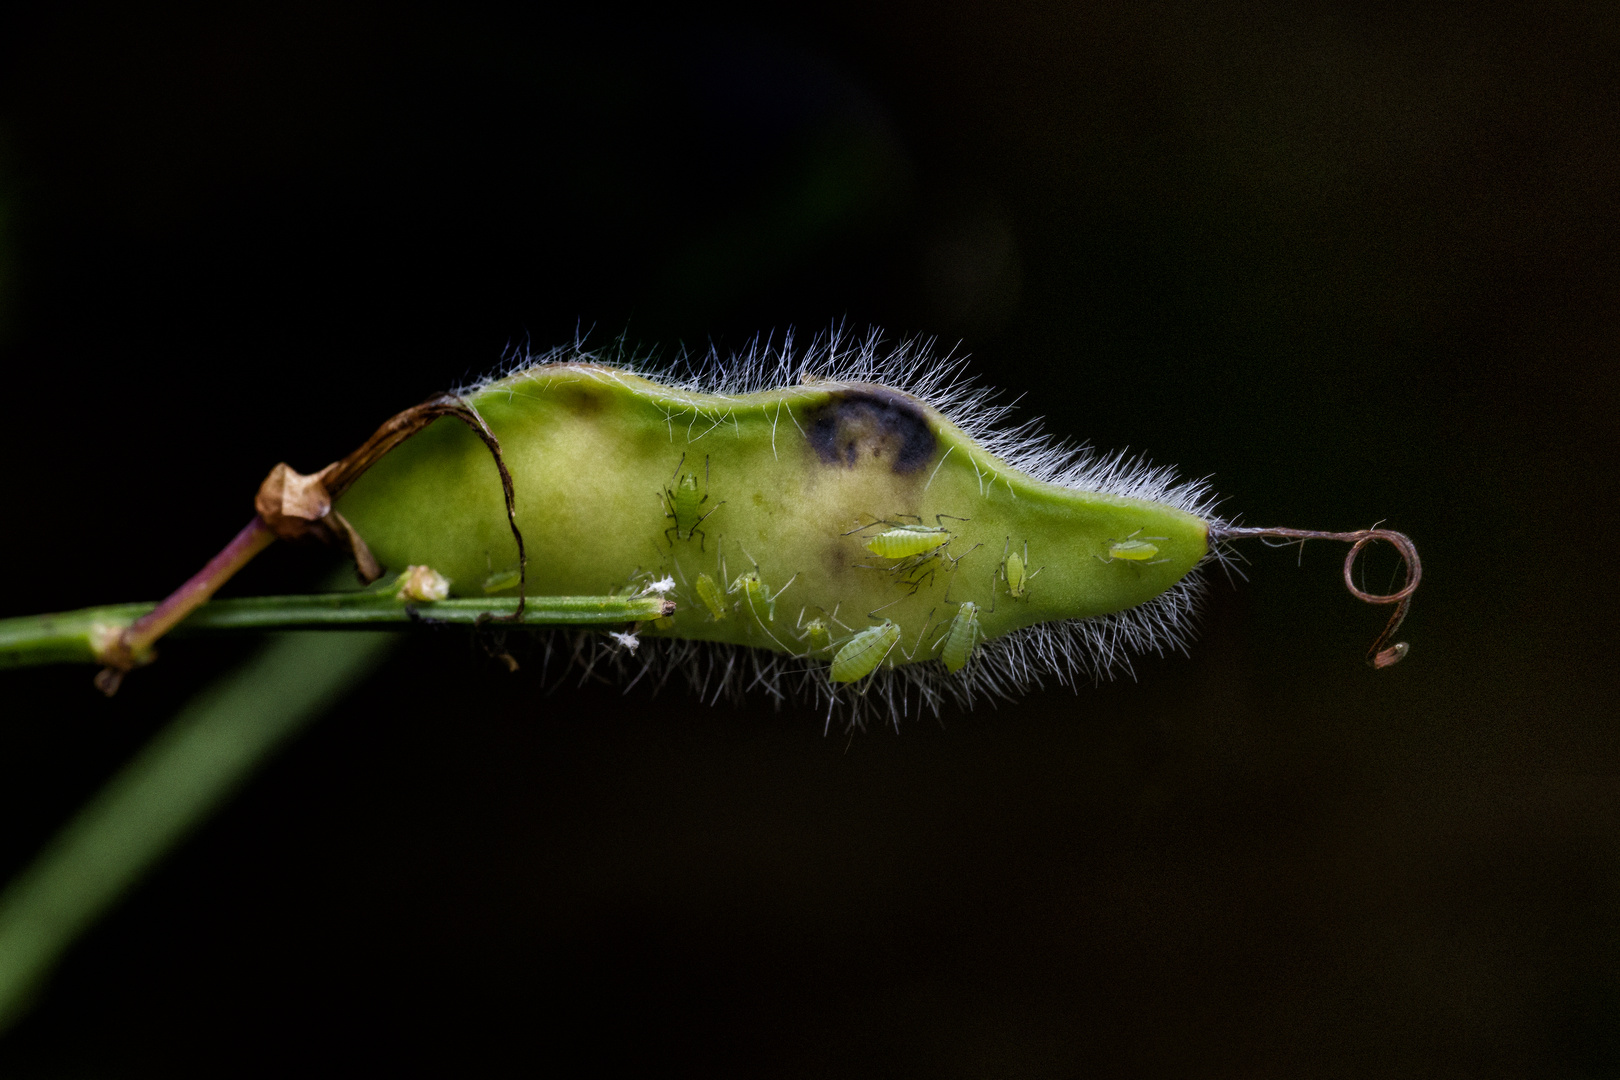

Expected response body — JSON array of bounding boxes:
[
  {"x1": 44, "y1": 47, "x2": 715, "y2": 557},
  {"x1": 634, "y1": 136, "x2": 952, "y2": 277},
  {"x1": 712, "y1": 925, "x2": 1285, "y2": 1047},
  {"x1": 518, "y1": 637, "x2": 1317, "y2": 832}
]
[{"x1": 805, "y1": 387, "x2": 936, "y2": 474}]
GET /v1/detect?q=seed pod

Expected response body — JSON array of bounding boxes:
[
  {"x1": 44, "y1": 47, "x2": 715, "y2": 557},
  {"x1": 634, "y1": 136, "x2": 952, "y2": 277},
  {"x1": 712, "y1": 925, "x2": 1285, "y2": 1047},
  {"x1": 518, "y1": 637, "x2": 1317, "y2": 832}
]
[
  {"x1": 328, "y1": 336, "x2": 1416, "y2": 723},
  {"x1": 830, "y1": 620, "x2": 901, "y2": 683},
  {"x1": 342, "y1": 364, "x2": 1203, "y2": 642}
]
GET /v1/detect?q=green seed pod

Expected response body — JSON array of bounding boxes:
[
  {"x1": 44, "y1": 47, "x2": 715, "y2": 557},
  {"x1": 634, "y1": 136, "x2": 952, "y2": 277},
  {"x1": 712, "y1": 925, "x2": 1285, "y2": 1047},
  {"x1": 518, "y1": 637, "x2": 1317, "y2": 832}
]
[{"x1": 331, "y1": 336, "x2": 1230, "y2": 722}]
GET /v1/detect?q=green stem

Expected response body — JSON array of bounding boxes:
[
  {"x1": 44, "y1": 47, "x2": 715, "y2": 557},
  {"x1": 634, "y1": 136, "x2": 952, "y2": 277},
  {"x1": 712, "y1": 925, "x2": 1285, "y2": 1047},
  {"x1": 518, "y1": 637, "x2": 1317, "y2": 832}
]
[
  {"x1": 0, "y1": 631, "x2": 396, "y2": 1032},
  {"x1": 0, "y1": 592, "x2": 675, "y2": 669}
]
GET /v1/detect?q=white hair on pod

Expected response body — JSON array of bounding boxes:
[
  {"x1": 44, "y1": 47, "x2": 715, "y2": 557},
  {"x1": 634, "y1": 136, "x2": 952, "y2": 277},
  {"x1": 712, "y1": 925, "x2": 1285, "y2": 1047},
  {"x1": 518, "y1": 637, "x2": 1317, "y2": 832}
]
[{"x1": 472, "y1": 327, "x2": 1229, "y2": 730}]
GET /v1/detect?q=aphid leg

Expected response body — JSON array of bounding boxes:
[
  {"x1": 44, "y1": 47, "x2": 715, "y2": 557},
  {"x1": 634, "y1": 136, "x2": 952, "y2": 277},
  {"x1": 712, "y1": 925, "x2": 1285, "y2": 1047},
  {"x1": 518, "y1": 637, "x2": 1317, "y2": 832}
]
[
  {"x1": 841, "y1": 518, "x2": 884, "y2": 538},
  {"x1": 938, "y1": 544, "x2": 979, "y2": 604},
  {"x1": 901, "y1": 611, "x2": 937, "y2": 661},
  {"x1": 827, "y1": 601, "x2": 854, "y2": 633},
  {"x1": 864, "y1": 594, "x2": 908, "y2": 619}
]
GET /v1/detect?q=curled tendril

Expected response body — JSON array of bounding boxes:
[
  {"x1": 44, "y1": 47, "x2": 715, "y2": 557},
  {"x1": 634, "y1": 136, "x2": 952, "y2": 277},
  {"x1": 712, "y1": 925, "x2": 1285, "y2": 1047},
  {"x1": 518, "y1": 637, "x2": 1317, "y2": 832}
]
[{"x1": 1210, "y1": 526, "x2": 1421, "y2": 668}]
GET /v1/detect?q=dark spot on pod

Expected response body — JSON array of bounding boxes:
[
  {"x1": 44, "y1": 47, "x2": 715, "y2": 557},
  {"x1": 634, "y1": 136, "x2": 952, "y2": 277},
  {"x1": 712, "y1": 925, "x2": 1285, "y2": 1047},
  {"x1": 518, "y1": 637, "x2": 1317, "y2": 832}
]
[
  {"x1": 558, "y1": 385, "x2": 603, "y2": 414},
  {"x1": 805, "y1": 387, "x2": 936, "y2": 474}
]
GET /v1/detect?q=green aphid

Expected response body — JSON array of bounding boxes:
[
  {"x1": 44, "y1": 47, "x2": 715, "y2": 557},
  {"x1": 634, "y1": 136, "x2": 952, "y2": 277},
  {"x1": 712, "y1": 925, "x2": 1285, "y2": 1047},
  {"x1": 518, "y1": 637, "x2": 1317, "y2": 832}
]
[
  {"x1": 999, "y1": 540, "x2": 1042, "y2": 600},
  {"x1": 830, "y1": 620, "x2": 901, "y2": 683},
  {"x1": 481, "y1": 567, "x2": 522, "y2": 594},
  {"x1": 729, "y1": 570, "x2": 775, "y2": 622},
  {"x1": 694, "y1": 573, "x2": 729, "y2": 621},
  {"x1": 662, "y1": 454, "x2": 722, "y2": 549},
  {"x1": 800, "y1": 617, "x2": 832, "y2": 655},
  {"x1": 939, "y1": 601, "x2": 983, "y2": 674},
  {"x1": 1106, "y1": 531, "x2": 1168, "y2": 562},
  {"x1": 865, "y1": 524, "x2": 951, "y2": 560}
]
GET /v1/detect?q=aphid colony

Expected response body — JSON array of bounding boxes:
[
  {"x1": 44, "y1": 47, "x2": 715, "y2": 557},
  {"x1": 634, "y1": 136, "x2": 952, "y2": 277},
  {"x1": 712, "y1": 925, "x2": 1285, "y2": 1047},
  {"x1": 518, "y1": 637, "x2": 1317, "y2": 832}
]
[{"x1": 333, "y1": 335, "x2": 1222, "y2": 718}]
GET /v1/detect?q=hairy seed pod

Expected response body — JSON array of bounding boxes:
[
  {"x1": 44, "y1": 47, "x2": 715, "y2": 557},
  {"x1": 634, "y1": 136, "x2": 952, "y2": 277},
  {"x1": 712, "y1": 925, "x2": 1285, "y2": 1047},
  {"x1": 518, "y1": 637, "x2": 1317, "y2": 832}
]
[
  {"x1": 339, "y1": 362, "x2": 1206, "y2": 659},
  {"x1": 830, "y1": 620, "x2": 901, "y2": 683},
  {"x1": 939, "y1": 601, "x2": 982, "y2": 673}
]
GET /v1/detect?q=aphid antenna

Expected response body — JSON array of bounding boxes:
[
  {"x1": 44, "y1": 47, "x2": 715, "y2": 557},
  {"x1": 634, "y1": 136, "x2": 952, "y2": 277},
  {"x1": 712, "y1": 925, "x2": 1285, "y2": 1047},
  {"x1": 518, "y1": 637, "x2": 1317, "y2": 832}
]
[
  {"x1": 735, "y1": 542, "x2": 765, "y2": 574},
  {"x1": 940, "y1": 540, "x2": 983, "y2": 583},
  {"x1": 864, "y1": 595, "x2": 909, "y2": 619},
  {"x1": 771, "y1": 571, "x2": 800, "y2": 602},
  {"x1": 1209, "y1": 524, "x2": 1421, "y2": 669}
]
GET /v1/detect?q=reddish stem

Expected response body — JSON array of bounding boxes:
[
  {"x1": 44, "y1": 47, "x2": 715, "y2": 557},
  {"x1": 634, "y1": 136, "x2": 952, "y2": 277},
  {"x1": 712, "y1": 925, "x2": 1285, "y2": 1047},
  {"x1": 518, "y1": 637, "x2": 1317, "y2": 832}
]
[{"x1": 95, "y1": 518, "x2": 276, "y2": 694}]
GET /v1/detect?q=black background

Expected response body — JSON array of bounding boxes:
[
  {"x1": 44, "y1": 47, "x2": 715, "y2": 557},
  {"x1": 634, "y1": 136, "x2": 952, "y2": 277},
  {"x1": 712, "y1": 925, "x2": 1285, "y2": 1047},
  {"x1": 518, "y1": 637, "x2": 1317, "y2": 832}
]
[{"x1": 2, "y1": 2, "x2": 1618, "y2": 1075}]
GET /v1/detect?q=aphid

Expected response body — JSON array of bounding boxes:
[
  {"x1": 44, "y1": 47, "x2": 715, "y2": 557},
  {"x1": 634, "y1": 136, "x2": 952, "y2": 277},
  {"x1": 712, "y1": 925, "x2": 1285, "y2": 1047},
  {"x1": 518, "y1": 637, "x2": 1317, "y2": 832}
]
[
  {"x1": 799, "y1": 617, "x2": 832, "y2": 655},
  {"x1": 728, "y1": 567, "x2": 799, "y2": 625},
  {"x1": 998, "y1": 540, "x2": 1043, "y2": 600},
  {"x1": 829, "y1": 620, "x2": 901, "y2": 683},
  {"x1": 662, "y1": 453, "x2": 723, "y2": 549},
  {"x1": 1105, "y1": 530, "x2": 1169, "y2": 562},
  {"x1": 938, "y1": 601, "x2": 982, "y2": 674},
  {"x1": 729, "y1": 570, "x2": 774, "y2": 622},
  {"x1": 694, "y1": 572, "x2": 729, "y2": 621},
  {"x1": 481, "y1": 567, "x2": 521, "y2": 594},
  {"x1": 865, "y1": 524, "x2": 951, "y2": 560}
]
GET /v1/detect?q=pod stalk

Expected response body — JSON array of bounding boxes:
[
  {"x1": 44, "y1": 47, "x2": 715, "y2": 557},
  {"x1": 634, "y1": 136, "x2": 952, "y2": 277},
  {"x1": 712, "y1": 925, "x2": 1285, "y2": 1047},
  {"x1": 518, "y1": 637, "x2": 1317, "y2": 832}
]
[{"x1": 1210, "y1": 526, "x2": 1421, "y2": 668}]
